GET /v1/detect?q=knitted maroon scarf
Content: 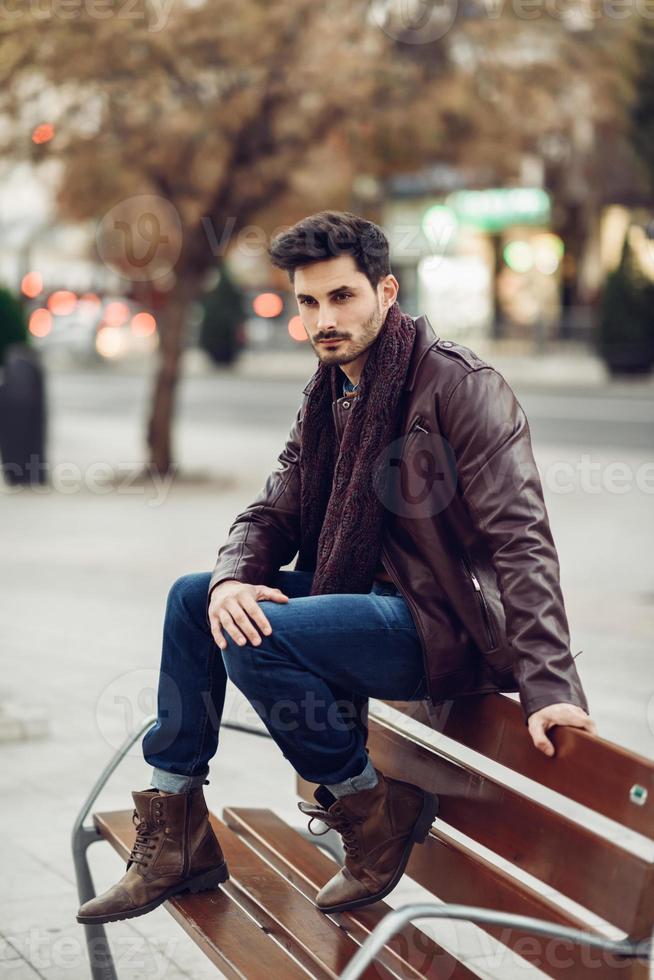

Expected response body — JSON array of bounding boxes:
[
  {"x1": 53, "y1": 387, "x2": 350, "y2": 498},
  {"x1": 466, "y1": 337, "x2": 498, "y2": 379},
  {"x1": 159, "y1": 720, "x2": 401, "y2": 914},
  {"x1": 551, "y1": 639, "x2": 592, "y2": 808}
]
[{"x1": 297, "y1": 301, "x2": 416, "y2": 595}]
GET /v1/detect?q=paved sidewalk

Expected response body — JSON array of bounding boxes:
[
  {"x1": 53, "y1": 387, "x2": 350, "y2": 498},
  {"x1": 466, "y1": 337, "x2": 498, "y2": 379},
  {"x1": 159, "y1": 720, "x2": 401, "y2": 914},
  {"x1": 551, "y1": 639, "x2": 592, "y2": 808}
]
[{"x1": 1, "y1": 374, "x2": 653, "y2": 979}]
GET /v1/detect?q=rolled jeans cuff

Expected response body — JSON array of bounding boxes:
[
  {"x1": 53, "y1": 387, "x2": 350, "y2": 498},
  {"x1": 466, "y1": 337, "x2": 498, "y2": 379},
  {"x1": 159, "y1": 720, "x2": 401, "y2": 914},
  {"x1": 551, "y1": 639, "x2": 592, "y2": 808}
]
[
  {"x1": 325, "y1": 756, "x2": 378, "y2": 799},
  {"x1": 150, "y1": 766, "x2": 209, "y2": 793}
]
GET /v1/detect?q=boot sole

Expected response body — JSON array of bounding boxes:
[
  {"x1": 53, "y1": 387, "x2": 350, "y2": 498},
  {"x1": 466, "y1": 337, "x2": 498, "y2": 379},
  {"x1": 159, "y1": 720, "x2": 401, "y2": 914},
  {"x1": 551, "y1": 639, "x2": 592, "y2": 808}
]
[
  {"x1": 317, "y1": 791, "x2": 439, "y2": 915},
  {"x1": 76, "y1": 861, "x2": 230, "y2": 925}
]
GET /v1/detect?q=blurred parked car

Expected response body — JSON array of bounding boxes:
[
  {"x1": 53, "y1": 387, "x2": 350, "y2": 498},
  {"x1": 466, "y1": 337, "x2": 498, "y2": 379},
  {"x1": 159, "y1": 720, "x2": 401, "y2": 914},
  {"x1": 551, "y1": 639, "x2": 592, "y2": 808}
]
[{"x1": 26, "y1": 291, "x2": 158, "y2": 362}]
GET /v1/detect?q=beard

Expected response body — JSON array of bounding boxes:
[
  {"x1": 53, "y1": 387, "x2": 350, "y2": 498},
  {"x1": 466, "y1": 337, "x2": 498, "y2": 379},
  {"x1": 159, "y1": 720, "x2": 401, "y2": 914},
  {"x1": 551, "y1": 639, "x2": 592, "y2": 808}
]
[{"x1": 313, "y1": 301, "x2": 385, "y2": 366}]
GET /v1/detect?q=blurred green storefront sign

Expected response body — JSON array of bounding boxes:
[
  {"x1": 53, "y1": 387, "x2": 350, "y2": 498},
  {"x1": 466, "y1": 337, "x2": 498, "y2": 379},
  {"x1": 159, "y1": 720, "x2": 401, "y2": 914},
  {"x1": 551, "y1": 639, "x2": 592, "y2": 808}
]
[{"x1": 423, "y1": 188, "x2": 551, "y2": 236}]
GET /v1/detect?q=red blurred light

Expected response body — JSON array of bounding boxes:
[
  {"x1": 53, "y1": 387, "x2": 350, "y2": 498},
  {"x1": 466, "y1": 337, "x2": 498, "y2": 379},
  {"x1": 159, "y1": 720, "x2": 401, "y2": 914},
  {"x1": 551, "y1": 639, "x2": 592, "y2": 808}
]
[
  {"x1": 32, "y1": 123, "x2": 55, "y2": 145},
  {"x1": 29, "y1": 308, "x2": 52, "y2": 338},
  {"x1": 21, "y1": 271, "x2": 43, "y2": 298},
  {"x1": 103, "y1": 301, "x2": 130, "y2": 326},
  {"x1": 131, "y1": 312, "x2": 156, "y2": 337},
  {"x1": 253, "y1": 292, "x2": 283, "y2": 318},
  {"x1": 288, "y1": 316, "x2": 308, "y2": 342},
  {"x1": 47, "y1": 290, "x2": 77, "y2": 316},
  {"x1": 79, "y1": 292, "x2": 101, "y2": 306}
]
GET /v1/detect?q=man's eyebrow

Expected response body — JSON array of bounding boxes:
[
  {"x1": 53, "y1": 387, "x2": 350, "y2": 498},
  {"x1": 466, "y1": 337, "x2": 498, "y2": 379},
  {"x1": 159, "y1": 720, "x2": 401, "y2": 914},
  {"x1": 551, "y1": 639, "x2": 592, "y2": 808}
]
[{"x1": 295, "y1": 285, "x2": 358, "y2": 300}]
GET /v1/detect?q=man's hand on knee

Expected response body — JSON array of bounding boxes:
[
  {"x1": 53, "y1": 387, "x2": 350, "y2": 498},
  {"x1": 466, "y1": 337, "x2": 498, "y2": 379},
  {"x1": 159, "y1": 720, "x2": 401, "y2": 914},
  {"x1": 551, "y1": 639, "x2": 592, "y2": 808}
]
[{"x1": 208, "y1": 580, "x2": 289, "y2": 651}]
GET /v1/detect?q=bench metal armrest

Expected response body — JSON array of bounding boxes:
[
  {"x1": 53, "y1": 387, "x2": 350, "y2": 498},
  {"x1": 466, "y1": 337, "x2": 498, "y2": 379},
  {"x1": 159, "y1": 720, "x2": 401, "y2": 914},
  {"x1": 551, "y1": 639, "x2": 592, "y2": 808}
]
[{"x1": 339, "y1": 903, "x2": 653, "y2": 980}]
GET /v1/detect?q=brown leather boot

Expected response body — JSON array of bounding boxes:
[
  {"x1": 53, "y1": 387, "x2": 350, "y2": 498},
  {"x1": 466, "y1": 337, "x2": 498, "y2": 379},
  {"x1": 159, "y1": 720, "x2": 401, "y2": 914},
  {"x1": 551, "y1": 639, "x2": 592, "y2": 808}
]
[
  {"x1": 299, "y1": 769, "x2": 438, "y2": 914},
  {"x1": 76, "y1": 787, "x2": 228, "y2": 924}
]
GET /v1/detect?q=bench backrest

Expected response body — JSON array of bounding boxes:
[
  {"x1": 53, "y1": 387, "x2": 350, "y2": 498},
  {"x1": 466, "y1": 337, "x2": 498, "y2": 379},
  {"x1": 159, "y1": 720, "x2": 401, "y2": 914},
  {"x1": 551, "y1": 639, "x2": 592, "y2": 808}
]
[{"x1": 297, "y1": 693, "x2": 654, "y2": 979}]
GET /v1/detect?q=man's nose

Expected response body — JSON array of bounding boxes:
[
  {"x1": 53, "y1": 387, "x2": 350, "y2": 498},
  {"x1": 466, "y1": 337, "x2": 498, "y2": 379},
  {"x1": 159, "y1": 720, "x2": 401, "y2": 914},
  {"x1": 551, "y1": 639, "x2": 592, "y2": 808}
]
[{"x1": 316, "y1": 306, "x2": 337, "y2": 331}]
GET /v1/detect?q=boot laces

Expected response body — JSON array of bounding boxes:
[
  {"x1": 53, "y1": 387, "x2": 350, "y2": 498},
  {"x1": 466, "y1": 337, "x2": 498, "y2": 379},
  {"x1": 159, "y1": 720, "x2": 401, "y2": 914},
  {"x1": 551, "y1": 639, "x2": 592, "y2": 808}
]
[
  {"x1": 129, "y1": 810, "x2": 162, "y2": 867},
  {"x1": 307, "y1": 804, "x2": 362, "y2": 858}
]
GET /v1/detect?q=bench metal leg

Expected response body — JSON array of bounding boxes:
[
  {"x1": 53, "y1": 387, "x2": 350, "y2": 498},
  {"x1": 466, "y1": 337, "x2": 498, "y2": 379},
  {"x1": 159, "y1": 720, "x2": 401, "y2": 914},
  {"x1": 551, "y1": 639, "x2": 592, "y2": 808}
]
[{"x1": 71, "y1": 715, "x2": 156, "y2": 980}]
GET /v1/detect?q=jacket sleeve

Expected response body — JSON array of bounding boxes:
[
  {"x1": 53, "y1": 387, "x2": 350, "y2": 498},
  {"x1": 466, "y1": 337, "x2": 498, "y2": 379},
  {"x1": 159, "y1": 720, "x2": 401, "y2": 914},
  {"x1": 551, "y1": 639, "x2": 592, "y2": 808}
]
[
  {"x1": 207, "y1": 398, "x2": 305, "y2": 611},
  {"x1": 442, "y1": 367, "x2": 590, "y2": 722}
]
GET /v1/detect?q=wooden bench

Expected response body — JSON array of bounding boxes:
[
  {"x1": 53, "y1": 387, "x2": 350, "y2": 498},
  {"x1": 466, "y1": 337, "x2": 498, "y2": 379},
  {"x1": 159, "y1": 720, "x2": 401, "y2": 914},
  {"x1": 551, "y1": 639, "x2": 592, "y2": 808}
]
[{"x1": 74, "y1": 695, "x2": 654, "y2": 979}]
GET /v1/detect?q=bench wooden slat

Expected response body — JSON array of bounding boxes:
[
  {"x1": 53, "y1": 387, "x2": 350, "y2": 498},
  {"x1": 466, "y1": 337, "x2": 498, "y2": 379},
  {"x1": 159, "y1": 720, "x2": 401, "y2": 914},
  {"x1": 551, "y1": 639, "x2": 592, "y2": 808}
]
[
  {"x1": 409, "y1": 828, "x2": 650, "y2": 980},
  {"x1": 90, "y1": 685, "x2": 654, "y2": 980},
  {"x1": 223, "y1": 806, "x2": 480, "y2": 980},
  {"x1": 212, "y1": 814, "x2": 394, "y2": 980},
  {"x1": 92, "y1": 810, "x2": 310, "y2": 980},
  {"x1": 367, "y1": 714, "x2": 654, "y2": 937},
  {"x1": 166, "y1": 889, "x2": 308, "y2": 980},
  {"x1": 296, "y1": 780, "x2": 649, "y2": 980},
  {"x1": 388, "y1": 696, "x2": 654, "y2": 839}
]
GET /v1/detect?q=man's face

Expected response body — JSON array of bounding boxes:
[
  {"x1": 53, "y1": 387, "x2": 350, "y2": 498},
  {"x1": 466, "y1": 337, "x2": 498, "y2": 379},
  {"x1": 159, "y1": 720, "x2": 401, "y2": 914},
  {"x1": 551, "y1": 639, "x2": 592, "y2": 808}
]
[{"x1": 293, "y1": 255, "x2": 397, "y2": 371}]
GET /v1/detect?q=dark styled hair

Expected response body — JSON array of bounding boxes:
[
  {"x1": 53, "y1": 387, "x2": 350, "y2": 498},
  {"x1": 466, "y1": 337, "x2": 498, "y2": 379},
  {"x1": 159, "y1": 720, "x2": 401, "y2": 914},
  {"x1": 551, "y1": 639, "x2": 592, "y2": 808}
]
[{"x1": 269, "y1": 211, "x2": 391, "y2": 289}]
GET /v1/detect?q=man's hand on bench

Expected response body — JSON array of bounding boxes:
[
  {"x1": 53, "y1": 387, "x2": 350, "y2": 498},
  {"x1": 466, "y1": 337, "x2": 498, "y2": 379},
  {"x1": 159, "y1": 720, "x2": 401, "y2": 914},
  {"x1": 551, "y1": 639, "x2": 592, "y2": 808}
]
[
  {"x1": 527, "y1": 703, "x2": 598, "y2": 757},
  {"x1": 209, "y1": 580, "x2": 289, "y2": 651}
]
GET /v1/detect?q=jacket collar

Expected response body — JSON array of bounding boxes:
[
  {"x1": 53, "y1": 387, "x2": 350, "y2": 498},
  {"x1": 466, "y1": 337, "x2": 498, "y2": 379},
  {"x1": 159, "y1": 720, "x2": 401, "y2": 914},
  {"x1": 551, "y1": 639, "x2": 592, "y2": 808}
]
[{"x1": 302, "y1": 313, "x2": 438, "y2": 395}]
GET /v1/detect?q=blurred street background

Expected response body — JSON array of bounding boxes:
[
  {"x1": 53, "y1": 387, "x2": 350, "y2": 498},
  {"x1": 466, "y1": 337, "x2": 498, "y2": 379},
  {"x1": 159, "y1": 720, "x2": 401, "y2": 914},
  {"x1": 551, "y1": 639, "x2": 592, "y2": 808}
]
[{"x1": 1, "y1": 0, "x2": 654, "y2": 977}]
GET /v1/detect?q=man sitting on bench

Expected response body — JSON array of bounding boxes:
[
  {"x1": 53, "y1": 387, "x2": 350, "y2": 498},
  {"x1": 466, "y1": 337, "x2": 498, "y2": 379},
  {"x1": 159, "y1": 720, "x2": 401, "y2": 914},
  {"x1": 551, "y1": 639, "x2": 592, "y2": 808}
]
[{"x1": 77, "y1": 211, "x2": 596, "y2": 927}]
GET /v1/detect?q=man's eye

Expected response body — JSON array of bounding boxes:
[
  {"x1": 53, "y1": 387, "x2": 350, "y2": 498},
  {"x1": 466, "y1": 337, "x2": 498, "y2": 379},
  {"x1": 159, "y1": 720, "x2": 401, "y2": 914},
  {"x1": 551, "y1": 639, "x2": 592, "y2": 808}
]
[{"x1": 298, "y1": 294, "x2": 351, "y2": 306}]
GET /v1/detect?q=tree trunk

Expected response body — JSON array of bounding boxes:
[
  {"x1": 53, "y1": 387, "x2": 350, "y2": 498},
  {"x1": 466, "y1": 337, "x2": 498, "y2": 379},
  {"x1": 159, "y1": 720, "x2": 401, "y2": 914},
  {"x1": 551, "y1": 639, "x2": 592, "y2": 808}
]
[
  {"x1": 490, "y1": 232, "x2": 505, "y2": 340},
  {"x1": 146, "y1": 280, "x2": 194, "y2": 476}
]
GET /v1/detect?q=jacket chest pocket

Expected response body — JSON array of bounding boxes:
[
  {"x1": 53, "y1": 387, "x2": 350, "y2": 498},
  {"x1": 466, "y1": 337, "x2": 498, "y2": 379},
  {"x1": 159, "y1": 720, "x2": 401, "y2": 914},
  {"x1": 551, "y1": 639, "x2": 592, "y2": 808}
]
[
  {"x1": 404, "y1": 415, "x2": 430, "y2": 448},
  {"x1": 382, "y1": 417, "x2": 457, "y2": 520}
]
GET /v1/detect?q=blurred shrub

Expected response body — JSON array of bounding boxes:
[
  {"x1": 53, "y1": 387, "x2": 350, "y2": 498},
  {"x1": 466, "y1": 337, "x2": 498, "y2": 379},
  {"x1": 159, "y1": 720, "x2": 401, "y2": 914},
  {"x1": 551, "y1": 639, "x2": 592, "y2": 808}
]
[
  {"x1": 596, "y1": 237, "x2": 654, "y2": 375},
  {"x1": 0, "y1": 285, "x2": 28, "y2": 367},
  {"x1": 198, "y1": 266, "x2": 245, "y2": 366}
]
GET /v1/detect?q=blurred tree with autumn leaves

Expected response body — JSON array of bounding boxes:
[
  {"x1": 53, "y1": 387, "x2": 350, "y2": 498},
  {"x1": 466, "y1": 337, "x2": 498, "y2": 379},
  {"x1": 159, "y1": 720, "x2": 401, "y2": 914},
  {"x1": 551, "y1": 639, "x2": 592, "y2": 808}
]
[{"x1": 0, "y1": 0, "x2": 646, "y2": 472}]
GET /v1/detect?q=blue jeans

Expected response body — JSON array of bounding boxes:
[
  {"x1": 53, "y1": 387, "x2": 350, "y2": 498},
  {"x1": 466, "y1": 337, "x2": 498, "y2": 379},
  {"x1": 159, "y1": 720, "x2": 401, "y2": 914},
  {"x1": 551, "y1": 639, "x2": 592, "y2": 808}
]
[{"x1": 142, "y1": 569, "x2": 427, "y2": 792}]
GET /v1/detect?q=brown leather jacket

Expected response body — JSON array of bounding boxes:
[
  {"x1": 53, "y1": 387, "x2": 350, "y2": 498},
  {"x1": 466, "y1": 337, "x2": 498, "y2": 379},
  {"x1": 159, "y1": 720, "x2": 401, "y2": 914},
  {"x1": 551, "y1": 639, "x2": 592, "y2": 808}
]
[{"x1": 209, "y1": 314, "x2": 589, "y2": 723}]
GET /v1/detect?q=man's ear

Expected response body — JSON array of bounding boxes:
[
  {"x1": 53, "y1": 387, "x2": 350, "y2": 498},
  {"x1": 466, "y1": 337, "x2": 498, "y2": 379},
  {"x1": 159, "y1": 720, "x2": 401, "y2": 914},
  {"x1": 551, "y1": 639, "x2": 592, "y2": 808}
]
[{"x1": 379, "y1": 274, "x2": 399, "y2": 312}]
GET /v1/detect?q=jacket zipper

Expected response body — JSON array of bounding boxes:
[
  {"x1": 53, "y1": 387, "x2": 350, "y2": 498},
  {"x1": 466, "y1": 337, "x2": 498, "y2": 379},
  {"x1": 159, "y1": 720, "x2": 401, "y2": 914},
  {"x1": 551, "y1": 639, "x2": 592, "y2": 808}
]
[
  {"x1": 460, "y1": 551, "x2": 497, "y2": 649},
  {"x1": 397, "y1": 416, "x2": 429, "y2": 466},
  {"x1": 379, "y1": 418, "x2": 431, "y2": 675},
  {"x1": 380, "y1": 543, "x2": 432, "y2": 701},
  {"x1": 379, "y1": 416, "x2": 434, "y2": 699},
  {"x1": 407, "y1": 416, "x2": 429, "y2": 441}
]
